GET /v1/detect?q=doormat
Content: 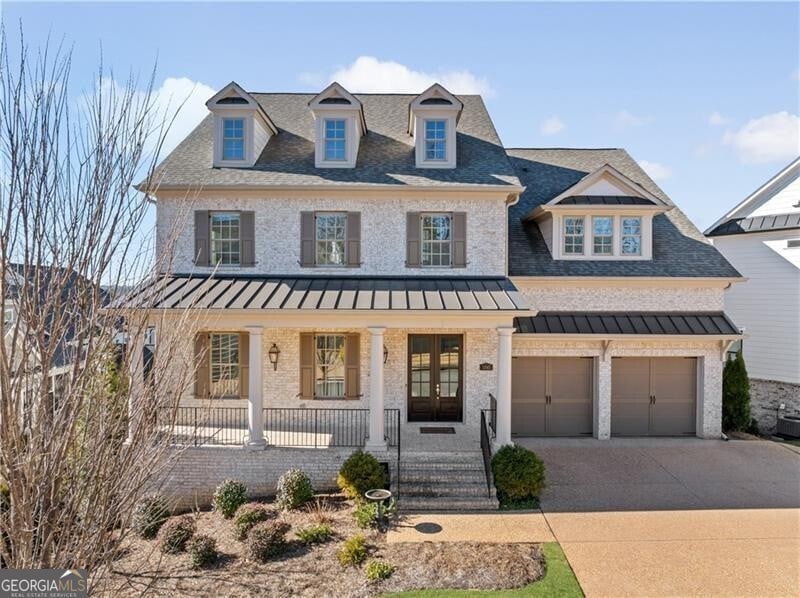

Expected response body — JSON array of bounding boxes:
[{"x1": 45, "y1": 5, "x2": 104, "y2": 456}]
[{"x1": 420, "y1": 427, "x2": 456, "y2": 434}]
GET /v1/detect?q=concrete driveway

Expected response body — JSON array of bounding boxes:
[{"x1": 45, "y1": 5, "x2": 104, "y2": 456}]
[{"x1": 516, "y1": 438, "x2": 800, "y2": 597}]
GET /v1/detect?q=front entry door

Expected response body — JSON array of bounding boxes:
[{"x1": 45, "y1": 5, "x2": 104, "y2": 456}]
[{"x1": 408, "y1": 334, "x2": 463, "y2": 422}]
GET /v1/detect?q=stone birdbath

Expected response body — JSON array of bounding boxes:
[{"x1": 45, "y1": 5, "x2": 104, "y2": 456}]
[{"x1": 364, "y1": 488, "x2": 393, "y2": 531}]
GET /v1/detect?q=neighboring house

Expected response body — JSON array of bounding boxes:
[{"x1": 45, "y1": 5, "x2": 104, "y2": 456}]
[
  {"x1": 129, "y1": 81, "x2": 742, "y2": 507},
  {"x1": 706, "y1": 157, "x2": 800, "y2": 432}
]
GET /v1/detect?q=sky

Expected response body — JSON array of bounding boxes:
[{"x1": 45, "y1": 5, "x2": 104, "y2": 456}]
[{"x1": 3, "y1": 1, "x2": 799, "y2": 232}]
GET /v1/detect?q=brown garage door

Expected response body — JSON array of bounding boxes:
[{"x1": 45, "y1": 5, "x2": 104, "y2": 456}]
[
  {"x1": 512, "y1": 357, "x2": 593, "y2": 436},
  {"x1": 612, "y1": 357, "x2": 697, "y2": 436}
]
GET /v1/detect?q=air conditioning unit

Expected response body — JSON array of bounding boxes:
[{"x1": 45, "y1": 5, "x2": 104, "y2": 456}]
[{"x1": 776, "y1": 415, "x2": 800, "y2": 439}]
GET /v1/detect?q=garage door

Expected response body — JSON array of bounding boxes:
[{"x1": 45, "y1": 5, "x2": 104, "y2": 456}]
[
  {"x1": 612, "y1": 357, "x2": 697, "y2": 436},
  {"x1": 512, "y1": 357, "x2": 593, "y2": 436}
]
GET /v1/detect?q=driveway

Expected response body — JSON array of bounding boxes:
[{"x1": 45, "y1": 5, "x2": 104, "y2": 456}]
[{"x1": 516, "y1": 438, "x2": 800, "y2": 597}]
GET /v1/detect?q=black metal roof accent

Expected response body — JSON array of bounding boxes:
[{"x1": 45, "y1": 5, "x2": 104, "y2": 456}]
[
  {"x1": 514, "y1": 312, "x2": 740, "y2": 335},
  {"x1": 556, "y1": 195, "x2": 656, "y2": 205},
  {"x1": 705, "y1": 212, "x2": 800, "y2": 237}
]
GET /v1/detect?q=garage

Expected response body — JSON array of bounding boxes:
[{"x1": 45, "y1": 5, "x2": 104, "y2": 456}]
[
  {"x1": 612, "y1": 357, "x2": 697, "y2": 436},
  {"x1": 512, "y1": 357, "x2": 593, "y2": 436}
]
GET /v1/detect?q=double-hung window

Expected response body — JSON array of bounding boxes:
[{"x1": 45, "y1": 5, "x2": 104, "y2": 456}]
[
  {"x1": 563, "y1": 217, "x2": 585, "y2": 255},
  {"x1": 421, "y1": 214, "x2": 452, "y2": 267},
  {"x1": 210, "y1": 333, "x2": 239, "y2": 398},
  {"x1": 315, "y1": 213, "x2": 346, "y2": 266},
  {"x1": 222, "y1": 118, "x2": 245, "y2": 161},
  {"x1": 592, "y1": 216, "x2": 614, "y2": 256},
  {"x1": 315, "y1": 334, "x2": 346, "y2": 398},
  {"x1": 210, "y1": 212, "x2": 241, "y2": 265},
  {"x1": 424, "y1": 120, "x2": 447, "y2": 161},
  {"x1": 621, "y1": 217, "x2": 642, "y2": 256},
  {"x1": 324, "y1": 119, "x2": 346, "y2": 161}
]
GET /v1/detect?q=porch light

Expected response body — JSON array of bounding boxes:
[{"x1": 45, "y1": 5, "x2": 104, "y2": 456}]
[
  {"x1": 268, "y1": 343, "x2": 280, "y2": 371},
  {"x1": 383, "y1": 345, "x2": 389, "y2": 364}
]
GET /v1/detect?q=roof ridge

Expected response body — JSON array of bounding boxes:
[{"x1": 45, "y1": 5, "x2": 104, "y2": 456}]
[
  {"x1": 249, "y1": 91, "x2": 481, "y2": 97},
  {"x1": 506, "y1": 147, "x2": 625, "y2": 151}
]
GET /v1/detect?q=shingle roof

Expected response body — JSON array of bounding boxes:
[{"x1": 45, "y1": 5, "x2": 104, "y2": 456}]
[
  {"x1": 514, "y1": 312, "x2": 740, "y2": 335},
  {"x1": 506, "y1": 148, "x2": 741, "y2": 278},
  {"x1": 144, "y1": 93, "x2": 521, "y2": 190},
  {"x1": 705, "y1": 212, "x2": 800, "y2": 237}
]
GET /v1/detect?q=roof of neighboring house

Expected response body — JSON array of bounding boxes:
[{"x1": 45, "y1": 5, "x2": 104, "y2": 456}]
[
  {"x1": 141, "y1": 93, "x2": 521, "y2": 190},
  {"x1": 506, "y1": 148, "x2": 741, "y2": 278},
  {"x1": 122, "y1": 274, "x2": 529, "y2": 312},
  {"x1": 514, "y1": 312, "x2": 740, "y2": 336},
  {"x1": 705, "y1": 211, "x2": 800, "y2": 237}
]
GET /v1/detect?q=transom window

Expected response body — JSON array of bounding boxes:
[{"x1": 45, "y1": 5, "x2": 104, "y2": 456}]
[
  {"x1": 324, "y1": 119, "x2": 346, "y2": 161},
  {"x1": 315, "y1": 213, "x2": 346, "y2": 266},
  {"x1": 210, "y1": 212, "x2": 241, "y2": 265},
  {"x1": 424, "y1": 120, "x2": 447, "y2": 161},
  {"x1": 621, "y1": 217, "x2": 642, "y2": 255},
  {"x1": 421, "y1": 214, "x2": 452, "y2": 267},
  {"x1": 563, "y1": 217, "x2": 585, "y2": 255},
  {"x1": 222, "y1": 118, "x2": 245, "y2": 161},
  {"x1": 315, "y1": 334, "x2": 346, "y2": 398},
  {"x1": 210, "y1": 333, "x2": 239, "y2": 397},
  {"x1": 592, "y1": 216, "x2": 614, "y2": 255}
]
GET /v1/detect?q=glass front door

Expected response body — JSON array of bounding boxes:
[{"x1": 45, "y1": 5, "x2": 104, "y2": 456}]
[{"x1": 408, "y1": 334, "x2": 463, "y2": 422}]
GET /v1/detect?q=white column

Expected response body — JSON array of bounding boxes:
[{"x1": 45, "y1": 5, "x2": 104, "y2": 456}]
[
  {"x1": 365, "y1": 327, "x2": 386, "y2": 451},
  {"x1": 596, "y1": 356, "x2": 612, "y2": 440},
  {"x1": 495, "y1": 326, "x2": 514, "y2": 447},
  {"x1": 245, "y1": 326, "x2": 266, "y2": 449}
]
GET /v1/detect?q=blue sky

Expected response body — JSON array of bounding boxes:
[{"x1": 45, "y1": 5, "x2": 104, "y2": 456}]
[{"x1": 4, "y1": 1, "x2": 799, "y2": 230}]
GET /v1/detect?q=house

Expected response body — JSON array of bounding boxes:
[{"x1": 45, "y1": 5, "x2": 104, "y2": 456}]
[
  {"x1": 128, "y1": 81, "x2": 742, "y2": 508},
  {"x1": 706, "y1": 157, "x2": 800, "y2": 433}
]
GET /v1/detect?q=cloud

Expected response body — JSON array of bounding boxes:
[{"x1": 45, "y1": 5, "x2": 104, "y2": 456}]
[
  {"x1": 638, "y1": 160, "x2": 672, "y2": 181},
  {"x1": 325, "y1": 56, "x2": 493, "y2": 95},
  {"x1": 693, "y1": 143, "x2": 713, "y2": 158},
  {"x1": 708, "y1": 111, "x2": 728, "y2": 126},
  {"x1": 147, "y1": 77, "x2": 216, "y2": 159},
  {"x1": 297, "y1": 71, "x2": 325, "y2": 87},
  {"x1": 723, "y1": 111, "x2": 800, "y2": 164},
  {"x1": 540, "y1": 116, "x2": 565, "y2": 136},
  {"x1": 615, "y1": 110, "x2": 654, "y2": 128}
]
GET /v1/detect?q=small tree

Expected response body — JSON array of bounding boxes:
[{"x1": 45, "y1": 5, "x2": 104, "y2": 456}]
[{"x1": 722, "y1": 351, "x2": 751, "y2": 432}]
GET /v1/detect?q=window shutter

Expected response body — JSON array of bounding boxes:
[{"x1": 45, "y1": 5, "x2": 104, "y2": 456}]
[
  {"x1": 299, "y1": 332, "x2": 314, "y2": 399},
  {"x1": 346, "y1": 212, "x2": 361, "y2": 267},
  {"x1": 239, "y1": 332, "x2": 249, "y2": 400},
  {"x1": 452, "y1": 212, "x2": 467, "y2": 268},
  {"x1": 240, "y1": 211, "x2": 256, "y2": 266},
  {"x1": 194, "y1": 211, "x2": 210, "y2": 267},
  {"x1": 194, "y1": 333, "x2": 210, "y2": 398},
  {"x1": 345, "y1": 333, "x2": 360, "y2": 400},
  {"x1": 406, "y1": 212, "x2": 421, "y2": 267},
  {"x1": 300, "y1": 212, "x2": 315, "y2": 267}
]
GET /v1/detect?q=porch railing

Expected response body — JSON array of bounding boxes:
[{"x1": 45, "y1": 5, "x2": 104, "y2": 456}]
[
  {"x1": 487, "y1": 393, "x2": 497, "y2": 439},
  {"x1": 480, "y1": 394, "x2": 498, "y2": 498}
]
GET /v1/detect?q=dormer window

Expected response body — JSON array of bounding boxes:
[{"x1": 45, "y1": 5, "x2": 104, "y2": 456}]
[
  {"x1": 424, "y1": 120, "x2": 447, "y2": 161},
  {"x1": 222, "y1": 118, "x2": 245, "y2": 161},
  {"x1": 324, "y1": 119, "x2": 347, "y2": 161},
  {"x1": 309, "y1": 83, "x2": 366, "y2": 169},
  {"x1": 563, "y1": 217, "x2": 585, "y2": 255},
  {"x1": 592, "y1": 216, "x2": 614, "y2": 256},
  {"x1": 409, "y1": 84, "x2": 463, "y2": 169},
  {"x1": 622, "y1": 217, "x2": 642, "y2": 255}
]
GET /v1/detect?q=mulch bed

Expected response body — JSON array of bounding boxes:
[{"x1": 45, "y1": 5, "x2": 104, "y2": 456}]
[{"x1": 102, "y1": 494, "x2": 544, "y2": 597}]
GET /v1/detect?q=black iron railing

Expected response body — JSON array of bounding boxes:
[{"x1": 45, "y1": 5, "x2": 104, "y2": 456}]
[
  {"x1": 479, "y1": 409, "x2": 494, "y2": 497},
  {"x1": 161, "y1": 406, "x2": 248, "y2": 446},
  {"x1": 487, "y1": 393, "x2": 497, "y2": 439}
]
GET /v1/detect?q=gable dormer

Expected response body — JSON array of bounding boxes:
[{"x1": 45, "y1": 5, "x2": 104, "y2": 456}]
[
  {"x1": 309, "y1": 82, "x2": 366, "y2": 169},
  {"x1": 409, "y1": 84, "x2": 463, "y2": 169},
  {"x1": 525, "y1": 164, "x2": 669, "y2": 261},
  {"x1": 206, "y1": 81, "x2": 277, "y2": 168}
]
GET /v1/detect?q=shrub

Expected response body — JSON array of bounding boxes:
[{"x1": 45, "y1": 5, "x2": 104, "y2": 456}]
[
  {"x1": 296, "y1": 523, "x2": 333, "y2": 545},
  {"x1": 157, "y1": 515, "x2": 195, "y2": 554},
  {"x1": 365, "y1": 559, "x2": 395, "y2": 581},
  {"x1": 337, "y1": 534, "x2": 367, "y2": 567},
  {"x1": 187, "y1": 534, "x2": 217, "y2": 569},
  {"x1": 246, "y1": 520, "x2": 291, "y2": 562},
  {"x1": 234, "y1": 503, "x2": 275, "y2": 541},
  {"x1": 305, "y1": 497, "x2": 336, "y2": 525},
  {"x1": 213, "y1": 480, "x2": 248, "y2": 519},
  {"x1": 353, "y1": 499, "x2": 397, "y2": 529},
  {"x1": 0, "y1": 482, "x2": 9, "y2": 514},
  {"x1": 276, "y1": 468, "x2": 314, "y2": 511},
  {"x1": 723, "y1": 351, "x2": 752, "y2": 432},
  {"x1": 337, "y1": 451, "x2": 384, "y2": 500},
  {"x1": 491, "y1": 445, "x2": 546, "y2": 503},
  {"x1": 131, "y1": 494, "x2": 170, "y2": 539}
]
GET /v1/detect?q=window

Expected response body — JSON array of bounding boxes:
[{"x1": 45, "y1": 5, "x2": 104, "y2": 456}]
[
  {"x1": 621, "y1": 217, "x2": 642, "y2": 255},
  {"x1": 210, "y1": 212, "x2": 240, "y2": 265},
  {"x1": 315, "y1": 213, "x2": 346, "y2": 266},
  {"x1": 424, "y1": 120, "x2": 447, "y2": 161},
  {"x1": 222, "y1": 118, "x2": 245, "y2": 161},
  {"x1": 563, "y1": 217, "x2": 585, "y2": 255},
  {"x1": 315, "y1": 334, "x2": 346, "y2": 398},
  {"x1": 592, "y1": 216, "x2": 614, "y2": 255},
  {"x1": 421, "y1": 214, "x2": 452, "y2": 266},
  {"x1": 210, "y1": 333, "x2": 239, "y2": 397},
  {"x1": 324, "y1": 119, "x2": 346, "y2": 161}
]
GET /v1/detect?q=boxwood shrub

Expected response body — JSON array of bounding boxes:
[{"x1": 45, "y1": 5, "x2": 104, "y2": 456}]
[
  {"x1": 213, "y1": 479, "x2": 248, "y2": 519},
  {"x1": 491, "y1": 445, "x2": 545, "y2": 505},
  {"x1": 131, "y1": 494, "x2": 170, "y2": 539},
  {"x1": 246, "y1": 520, "x2": 291, "y2": 562},
  {"x1": 157, "y1": 515, "x2": 195, "y2": 554},
  {"x1": 234, "y1": 503, "x2": 275, "y2": 541},
  {"x1": 276, "y1": 468, "x2": 314, "y2": 510},
  {"x1": 337, "y1": 451, "x2": 384, "y2": 500}
]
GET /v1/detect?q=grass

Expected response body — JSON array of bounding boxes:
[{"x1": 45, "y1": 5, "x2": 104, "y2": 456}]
[{"x1": 382, "y1": 542, "x2": 583, "y2": 598}]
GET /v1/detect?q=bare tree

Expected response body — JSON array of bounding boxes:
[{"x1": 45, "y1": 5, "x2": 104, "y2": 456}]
[{"x1": 0, "y1": 26, "x2": 198, "y2": 590}]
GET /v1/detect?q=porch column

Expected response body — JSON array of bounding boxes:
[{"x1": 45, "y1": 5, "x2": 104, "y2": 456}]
[
  {"x1": 365, "y1": 327, "x2": 386, "y2": 452},
  {"x1": 495, "y1": 326, "x2": 514, "y2": 447},
  {"x1": 596, "y1": 355, "x2": 612, "y2": 440},
  {"x1": 245, "y1": 326, "x2": 266, "y2": 449}
]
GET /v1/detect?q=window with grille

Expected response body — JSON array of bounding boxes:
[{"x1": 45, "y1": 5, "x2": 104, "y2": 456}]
[
  {"x1": 421, "y1": 214, "x2": 452, "y2": 266},
  {"x1": 210, "y1": 212, "x2": 241, "y2": 265},
  {"x1": 593, "y1": 216, "x2": 614, "y2": 255},
  {"x1": 621, "y1": 217, "x2": 642, "y2": 255},
  {"x1": 563, "y1": 217, "x2": 585, "y2": 255},
  {"x1": 324, "y1": 119, "x2": 346, "y2": 161},
  {"x1": 315, "y1": 213, "x2": 346, "y2": 265},
  {"x1": 424, "y1": 119, "x2": 447, "y2": 161},
  {"x1": 210, "y1": 333, "x2": 239, "y2": 397},
  {"x1": 222, "y1": 118, "x2": 245, "y2": 161},
  {"x1": 315, "y1": 334, "x2": 346, "y2": 398}
]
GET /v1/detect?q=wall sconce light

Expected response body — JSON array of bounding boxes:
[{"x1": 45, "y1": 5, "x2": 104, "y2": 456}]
[
  {"x1": 268, "y1": 343, "x2": 280, "y2": 371},
  {"x1": 383, "y1": 345, "x2": 389, "y2": 364}
]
